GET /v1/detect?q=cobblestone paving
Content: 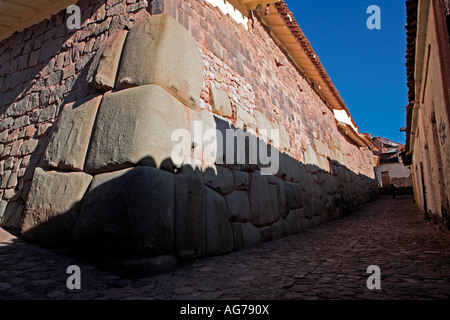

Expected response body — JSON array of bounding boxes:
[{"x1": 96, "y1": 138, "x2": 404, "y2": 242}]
[{"x1": 0, "y1": 195, "x2": 449, "y2": 300}]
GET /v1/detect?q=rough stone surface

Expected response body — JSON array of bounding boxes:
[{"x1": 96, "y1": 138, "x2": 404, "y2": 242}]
[
  {"x1": 72, "y1": 166, "x2": 175, "y2": 258},
  {"x1": 225, "y1": 190, "x2": 251, "y2": 222},
  {"x1": 232, "y1": 170, "x2": 250, "y2": 191},
  {"x1": 236, "y1": 106, "x2": 257, "y2": 130},
  {"x1": 203, "y1": 164, "x2": 234, "y2": 196},
  {"x1": 116, "y1": 14, "x2": 204, "y2": 109},
  {"x1": 43, "y1": 95, "x2": 102, "y2": 171},
  {"x1": 85, "y1": 85, "x2": 190, "y2": 174},
  {"x1": 231, "y1": 222, "x2": 261, "y2": 251},
  {"x1": 21, "y1": 168, "x2": 93, "y2": 247},
  {"x1": 114, "y1": 255, "x2": 177, "y2": 278},
  {"x1": 210, "y1": 87, "x2": 232, "y2": 118},
  {"x1": 204, "y1": 187, "x2": 233, "y2": 256},
  {"x1": 174, "y1": 166, "x2": 205, "y2": 260},
  {"x1": 93, "y1": 30, "x2": 128, "y2": 91},
  {"x1": 271, "y1": 218, "x2": 290, "y2": 240},
  {"x1": 248, "y1": 171, "x2": 275, "y2": 227}
]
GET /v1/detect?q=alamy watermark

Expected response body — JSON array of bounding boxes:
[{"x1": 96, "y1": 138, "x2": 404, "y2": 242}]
[
  {"x1": 367, "y1": 5, "x2": 381, "y2": 30},
  {"x1": 366, "y1": 265, "x2": 381, "y2": 290},
  {"x1": 66, "y1": 5, "x2": 81, "y2": 30},
  {"x1": 171, "y1": 121, "x2": 280, "y2": 176},
  {"x1": 66, "y1": 265, "x2": 81, "y2": 290}
]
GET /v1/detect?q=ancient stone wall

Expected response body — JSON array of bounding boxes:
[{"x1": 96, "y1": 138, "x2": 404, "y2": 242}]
[{"x1": 0, "y1": 0, "x2": 378, "y2": 275}]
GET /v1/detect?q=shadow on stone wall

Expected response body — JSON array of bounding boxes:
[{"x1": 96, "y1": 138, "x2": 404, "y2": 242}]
[{"x1": 16, "y1": 138, "x2": 378, "y2": 278}]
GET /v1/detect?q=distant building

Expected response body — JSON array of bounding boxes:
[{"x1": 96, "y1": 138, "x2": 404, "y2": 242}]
[{"x1": 371, "y1": 137, "x2": 412, "y2": 189}]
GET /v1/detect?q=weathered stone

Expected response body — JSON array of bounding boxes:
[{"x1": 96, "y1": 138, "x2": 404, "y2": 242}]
[
  {"x1": 298, "y1": 218, "x2": 312, "y2": 231},
  {"x1": 230, "y1": 223, "x2": 243, "y2": 251},
  {"x1": 116, "y1": 14, "x2": 204, "y2": 109},
  {"x1": 232, "y1": 170, "x2": 250, "y2": 190},
  {"x1": 93, "y1": 30, "x2": 128, "y2": 91},
  {"x1": 72, "y1": 166, "x2": 174, "y2": 257},
  {"x1": 231, "y1": 222, "x2": 261, "y2": 251},
  {"x1": 285, "y1": 181, "x2": 304, "y2": 210},
  {"x1": 311, "y1": 198, "x2": 324, "y2": 218},
  {"x1": 254, "y1": 110, "x2": 274, "y2": 143},
  {"x1": 188, "y1": 110, "x2": 217, "y2": 165},
  {"x1": 248, "y1": 171, "x2": 275, "y2": 226},
  {"x1": 21, "y1": 168, "x2": 93, "y2": 247},
  {"x1": 284, "y1": 154, "x2": 301, "y2": 183},
  {"x1": 85, "y1": 85, "x2": 190, "y2": 174},
  {"x1": 1, "y1": 170, "x2": 11, "y2": 189},
  {"x1": 225, "y1": 190, "x2": 251, "y2": 222},
  {"x1": 0, "y1": 200, "x2": 7, "y2": 219},
  {"x1": 203, "y1": 164, "x2": 234, "y2": 196},
  {"x1": 210, "y1": 87, "x2": 232, "y2": 118},
  {"x1": 1, "y1": 201, "x2": 24, "y2": 229},
  {"x1": 271, "y1": 218, "x2": 289, "y2": 240},
  {"x1": 6, "y1": 171, "x2": 18, "y2": 189},
  {"x1": 273, "y1": 121, "x2": 290, "y2": 152},
  {"x1": 259, "y1": 226, "x2": 272, "y2": 243},
  {"x1": 276, "y1": 177, "x2": 289, "y2": 218},
  {"x1": 174, "y1": 165, "x2": 205, "y2": 260},
  {"x1": 204, "y1": 187, "x2": 233, "y2": 256},
  {"x1": 285, "y1": 208, "x2": 305, "y2": 234},
  {"x1": 236, "y1": 106, "x2": 257, "y2": 130},
  {"x1": 269, "y1": 184, "x2": 279, "y2": 221},
  {"x1": 43, "y1": 95, "x2": 102, "y2": 171}
]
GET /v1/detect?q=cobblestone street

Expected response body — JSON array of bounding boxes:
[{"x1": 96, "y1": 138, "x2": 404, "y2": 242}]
[{"x1": 0, "y1": 195, "x2": 449, "y2": 300}]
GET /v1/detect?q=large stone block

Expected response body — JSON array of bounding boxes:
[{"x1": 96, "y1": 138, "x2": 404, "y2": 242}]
[
  {"x1": 85, "y1": 85, "x2": 191, "y2": 174},
  {"x1": 285, "y1": 208, "x2": 305, "y2": 234},
  {"x1": 210, "y1": 88, "x2": 232, "y2": 118},
  {"x1": 174, "y1": 165, "x2": 205, "y2": 260},
  {"x1": 43, "y1": 95, "x2": 102, "y2": 171},
  {"x1": 273, "y1": 121, "x2": 290, "y2": 152},
  {"x1": 231, "y1": 222, "x2": 261, "y2": 251},
  {"x1": 254, "y1": 110, "x2": 273, "y2": 143},
  {"x1": 203, "y1": 164, "x2": 234, "y2": 196},
  {"x1": 248, "y1": 171, "x2": 276, "y2": 226},
  {"x1": 92, "y1": 30, "x2": 128, "y2": 91},
  {"x1": 271, "y1": 218, "x2": 289, "y2": 240},
  {"x1": 116, "y1": 14, "x2": 204, "y2": 109},
  {"x1": 275, "y1": 177, "x2": 289, "y2": 218},
  {"x1": 1, "y1": 201, "x2": 24, "y2": 229},
  {"x1": 204, "y1": 187, "x2": 233, "y2": 256},
  {"x1": 21, "y1": 168, "x2": 93, "y2": 247},
  {"x1": 285, "y1": 181, "x2": 304, "y2": 210},
  {"x1": 236, "y1": 106, "x2": 257, "y2": 130},
  {"x1": 225, "y1": 190, "x2": 251, "y2": 222},
  {"x1": 72, "y1": 166, "x2": 175, "y2": 257}
]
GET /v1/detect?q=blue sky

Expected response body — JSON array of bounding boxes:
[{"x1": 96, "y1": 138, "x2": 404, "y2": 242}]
[{"x1": 284, "y1": 0, "x2": 408, "y2": 143}]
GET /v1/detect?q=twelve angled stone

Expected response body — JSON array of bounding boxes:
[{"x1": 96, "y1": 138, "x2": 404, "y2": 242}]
[
  {"x1": 72, "y1": 166, "x2": 174, "y2": 257},
  {"x1": 85, "y1": 85, "x2": 191, "y2": 174},
  {"x1": 21, "y1": 168, "x2": 93, "y2": 247},
  {"x1": 116, "y1": 14, "x2": 204, "y2": 109},
  {"x1": 44, "y1": 95, "x2": 102, "y2": 171}
]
